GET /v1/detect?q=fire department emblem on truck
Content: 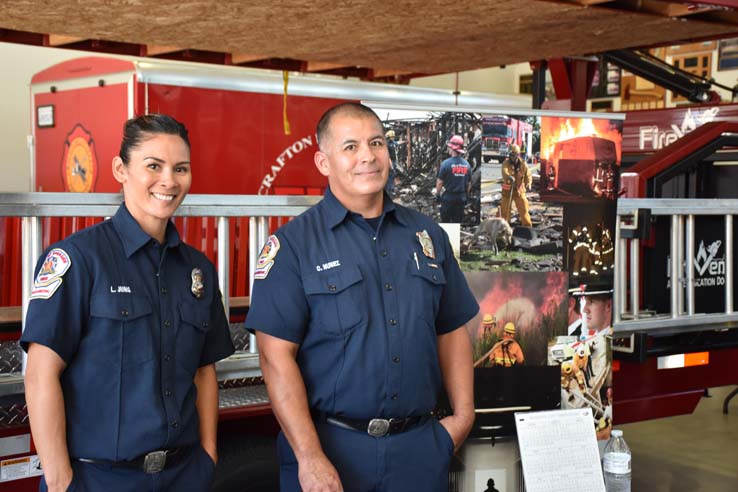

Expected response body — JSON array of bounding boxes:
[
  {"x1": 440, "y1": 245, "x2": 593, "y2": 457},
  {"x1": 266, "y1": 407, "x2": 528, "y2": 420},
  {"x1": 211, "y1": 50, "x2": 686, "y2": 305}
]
[
  {"x1": 62, "y1": 125, "x2": 98, "y2": 193},
  {"x1": 667, "y1": 239, "x2": 725, "y2": 289},
  {"x1": 694, "y1": 240, "x2": 725, "y2": 287}
]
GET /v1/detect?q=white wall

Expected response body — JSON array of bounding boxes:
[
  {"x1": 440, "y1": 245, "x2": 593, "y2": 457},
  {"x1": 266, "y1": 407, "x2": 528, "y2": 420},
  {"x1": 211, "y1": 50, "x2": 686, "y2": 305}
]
[
  {"x1": 0, "y1": 42, "x2": 83, "y2": 192},
  {"x1": 411, "y1": 63, "x2": 533, "y2": 96}
]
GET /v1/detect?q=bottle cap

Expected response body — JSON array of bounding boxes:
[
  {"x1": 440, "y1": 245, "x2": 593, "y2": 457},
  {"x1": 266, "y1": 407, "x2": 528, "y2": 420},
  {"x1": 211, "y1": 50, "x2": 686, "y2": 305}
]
[{"x1": 611, "y1": 429, "x2": 623, "y2": 437}]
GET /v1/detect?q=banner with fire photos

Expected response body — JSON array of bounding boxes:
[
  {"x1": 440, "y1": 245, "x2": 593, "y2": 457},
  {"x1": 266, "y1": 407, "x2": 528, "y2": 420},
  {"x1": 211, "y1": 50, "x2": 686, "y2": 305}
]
[{"x1": 369, "y1": 104, "x2": 623, "y2": 491}]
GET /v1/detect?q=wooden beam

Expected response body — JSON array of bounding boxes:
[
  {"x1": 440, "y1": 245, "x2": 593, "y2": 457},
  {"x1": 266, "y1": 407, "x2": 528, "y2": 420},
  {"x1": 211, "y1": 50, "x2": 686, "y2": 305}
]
[
  {"x1": 371, "y1": 68, "x2": 413, "y2": 78},
  {"x1": 232, "y1": 53, "x2": 268, "y2": 65},
  {"x1": 145, "y1": 44, "x2": 183, "y2": 56},
  {"x1": 48, "y1": 34, "x2": 85, "y2": 46},
  {"x1": 306, "y1": 61, "x2": 351, "y2": 72},
  {"x1": 567, "y1": 0, "x2": 615, "y2": 5}
]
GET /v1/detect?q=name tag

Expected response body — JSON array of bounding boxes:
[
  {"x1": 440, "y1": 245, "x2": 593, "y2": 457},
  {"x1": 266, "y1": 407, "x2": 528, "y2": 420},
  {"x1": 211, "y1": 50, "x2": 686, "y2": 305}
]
[{"x1": 316, "y1": 260, "x2": 341, "y2": 272}]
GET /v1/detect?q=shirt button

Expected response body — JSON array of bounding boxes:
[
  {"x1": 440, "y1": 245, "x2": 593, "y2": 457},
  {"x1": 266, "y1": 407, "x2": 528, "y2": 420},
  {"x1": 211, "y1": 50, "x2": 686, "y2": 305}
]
[
  {"x1": 120, "y1": 309, "x2": 129, "y2": 317},
  {"x1": 391, "y1": 393, "x2": 399, "y2": 400},
  {"x1": 202, "y1": 322, "x2": 209, "y2": 328},
  {"x1": 393, "y1": 356, "x2": 400, "y2": 363},
  {"x1": 164, "y1": 320, "x2": 171, "y2": 327},
  {"x1": 328, "y1": 284, "x2": 337, "y2": 292},
  {"x1": 432, "y1": 275, "x2": 438, "y2": 281},
  {"x1": 160, "y1": 287, "x2": 168, "y2": 294},
  {"x1": 164, "y1": 354, "x2": 171, "y2": 362},
  {"x1": 385, "y1": 283, "x2": 393, "y2": 291},
  {"x1": 380, "y1": 250, "x2": 388, "y2": 257},
  {"x1": 389, "y1": 319, "x2": 397, "y2": 326},
  {"x1": 165, "y1": 389, "x2": 172, "y2": 397},
  {"x1": 171, "y1": 420, "x2": 178, "y2": 429}
]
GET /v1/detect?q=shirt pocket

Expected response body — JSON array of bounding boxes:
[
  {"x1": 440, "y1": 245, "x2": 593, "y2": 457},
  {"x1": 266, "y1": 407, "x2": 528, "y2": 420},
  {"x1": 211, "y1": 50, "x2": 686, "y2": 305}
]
[
  {"x1": 303, "y1": 265, "x2": 365, "y2": 336},
  {"x1": 177, "y1": 301, "x2": 213, "y2": 375},
  {"x1": 407, "y1": 258, "x2": 447, "y2": 327},
  {"x1": 90, "y1": 294, "x2": 154, "y2": 368}
]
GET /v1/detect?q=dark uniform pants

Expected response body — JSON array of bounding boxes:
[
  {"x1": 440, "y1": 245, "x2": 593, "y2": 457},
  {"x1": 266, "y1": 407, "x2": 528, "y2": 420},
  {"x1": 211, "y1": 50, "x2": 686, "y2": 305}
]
[
  {"x1": 440, "y1": 198, "x2": 465, "y2": 223},
  {"x1": 40, "y1": 445, "x2": 215, "y2": 492},
  {"x1": 278, "y1": 419, "x2": 454, "y2": 492}
]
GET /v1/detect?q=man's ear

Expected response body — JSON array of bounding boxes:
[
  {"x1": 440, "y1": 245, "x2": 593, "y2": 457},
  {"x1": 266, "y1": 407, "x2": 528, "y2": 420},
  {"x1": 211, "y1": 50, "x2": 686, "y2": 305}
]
[
  {"x1": 314, "y1": 151, "x2": 331, "y2": 177},
  {"x1": 112, "y1": 156, "x2": 127, "y2": 184}
]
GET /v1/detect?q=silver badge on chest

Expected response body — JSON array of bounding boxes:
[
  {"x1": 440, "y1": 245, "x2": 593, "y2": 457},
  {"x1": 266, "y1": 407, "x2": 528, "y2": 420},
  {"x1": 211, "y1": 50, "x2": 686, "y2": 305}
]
[{"x1": 191, "y1": 268, "x2": 204, "y2": 298}]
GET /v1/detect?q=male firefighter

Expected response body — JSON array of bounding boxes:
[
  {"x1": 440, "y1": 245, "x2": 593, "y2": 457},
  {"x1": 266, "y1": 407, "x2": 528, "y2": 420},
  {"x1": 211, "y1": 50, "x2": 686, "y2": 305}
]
[
  {"x1": 436, "y1": 135, "x2": 472, "y2": 223},
  {"x1": 247, "y1": 102, "x2": 478, "y2": 492},
  {"x1": 579, "y1": 287, "x2": 613, "y2": 335},
  {"x1": 596, "y1": 225, "x2": 614, "y2": 271},
  {"x1": 489, "y1": 322, "x2": 525, "y2": 367},
  {"x1": 481, "y1": 313, "x2": 497, "y2": 336},
  {"x1": 569, "y1": 225, "x2": 594, "y2": 277},
  {"x1": 500, "y1": 144, "x2": 532, "y2": 227}
]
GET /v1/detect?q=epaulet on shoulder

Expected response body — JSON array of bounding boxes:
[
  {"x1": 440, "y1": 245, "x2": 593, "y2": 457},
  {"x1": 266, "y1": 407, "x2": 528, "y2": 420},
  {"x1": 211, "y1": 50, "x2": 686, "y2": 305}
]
[
  {"x1": 278, "y1": 201, "x2": 321, "y2": 235},
  {"x1": 64, "y1": 218, "x2": 111, "y2": 246},
  {"x1": 394, "y1": 203, "x2": 440, "y2": 231}
]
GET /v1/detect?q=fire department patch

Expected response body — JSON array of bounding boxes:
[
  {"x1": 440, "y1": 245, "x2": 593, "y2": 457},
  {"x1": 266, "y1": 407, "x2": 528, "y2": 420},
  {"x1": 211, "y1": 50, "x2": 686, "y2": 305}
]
[
  {"x1": 254, "y1": 235, "x2": 280, "y2": 280},
  {"x1": 30, "y1": 248, "x2": 71, "y2": 300},
  {"x1": 62, "y1": 125, "x2": 98, "y2": 193}
]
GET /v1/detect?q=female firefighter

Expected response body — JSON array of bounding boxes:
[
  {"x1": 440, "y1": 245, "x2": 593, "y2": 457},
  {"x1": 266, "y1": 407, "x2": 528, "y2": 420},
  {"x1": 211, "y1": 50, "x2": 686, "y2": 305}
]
[{"x1": 22, "y1": 114, "x2": 235, "y2": 492}]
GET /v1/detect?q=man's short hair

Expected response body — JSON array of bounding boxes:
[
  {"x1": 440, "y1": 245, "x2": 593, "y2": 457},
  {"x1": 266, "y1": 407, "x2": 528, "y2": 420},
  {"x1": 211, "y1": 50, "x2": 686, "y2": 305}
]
[{"x1": 316, "y1": 102, "x2": 383, "y2": 151}]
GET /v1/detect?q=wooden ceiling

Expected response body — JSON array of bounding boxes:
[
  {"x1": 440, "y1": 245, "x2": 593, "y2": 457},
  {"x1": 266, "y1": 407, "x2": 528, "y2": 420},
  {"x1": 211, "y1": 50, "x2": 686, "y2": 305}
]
[{"x1": 1, "y1": 0, "x2": 738, "y2": 82}]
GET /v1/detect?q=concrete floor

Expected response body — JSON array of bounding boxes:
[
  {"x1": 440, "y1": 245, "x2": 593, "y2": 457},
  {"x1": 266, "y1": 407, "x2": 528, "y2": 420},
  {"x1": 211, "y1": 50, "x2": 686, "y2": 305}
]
[{"x1": 620, "y1": 385, "x2": 738, "y2": 492}]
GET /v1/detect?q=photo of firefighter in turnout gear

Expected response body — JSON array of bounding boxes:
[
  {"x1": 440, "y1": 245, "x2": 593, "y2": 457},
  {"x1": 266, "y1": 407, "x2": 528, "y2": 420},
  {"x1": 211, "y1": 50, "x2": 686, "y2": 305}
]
[
  {"x1": 500, "y1": 143, "x2": 532, "y2": 227},
  {"x1": 465, "y1": 271, "x2": 568, "y2": 368},
  {"x1": 487, "y1": 322, "x2": 525, "y2": 367},
  {"x1": 460, "y1": 114, "x2": 564, "y2": 273},
  {"x1": 563, "y1": 203, "x2": 616, "y2": 282},
  {"x1": 548, "y1": 282, "x2": 614, "y2": 441},
  {"x1": 539, "y1": 116, "x2": 623, "y2": 204},
  {"x1": 369, "y1": 108, "x2": 481, "y2": 226}
]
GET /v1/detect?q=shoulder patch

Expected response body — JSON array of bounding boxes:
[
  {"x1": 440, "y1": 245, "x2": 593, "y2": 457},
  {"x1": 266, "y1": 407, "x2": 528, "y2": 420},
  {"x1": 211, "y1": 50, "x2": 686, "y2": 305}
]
[
  {"x1": 30, "y1": 248, "x2": 72, "y2": 300},
  {"x1": 254, "y1": 235, "x2": 280, "y2": 280}
]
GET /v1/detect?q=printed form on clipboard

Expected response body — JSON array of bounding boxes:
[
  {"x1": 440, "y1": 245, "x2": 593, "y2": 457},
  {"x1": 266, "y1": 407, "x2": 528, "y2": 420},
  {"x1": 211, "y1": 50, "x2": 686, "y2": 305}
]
[{"x1": 515, "y1": 408, "x2": 606, "y2": 492}]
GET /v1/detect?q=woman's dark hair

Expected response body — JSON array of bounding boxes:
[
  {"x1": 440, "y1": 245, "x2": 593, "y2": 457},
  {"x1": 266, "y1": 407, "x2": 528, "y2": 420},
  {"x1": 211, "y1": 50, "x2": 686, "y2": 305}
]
[{"x1": 119, "y1": 114, "x2": 190, "y2": 165}]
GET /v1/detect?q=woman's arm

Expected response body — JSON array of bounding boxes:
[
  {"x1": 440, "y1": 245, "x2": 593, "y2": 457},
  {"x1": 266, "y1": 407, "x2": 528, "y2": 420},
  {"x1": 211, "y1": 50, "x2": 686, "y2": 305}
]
[
  {"x1": 25, "y1": 343, "x2": 72, "y2": 492},
  {"x1": 194, "y1": 363, "x2": 219, "y2": 463}
]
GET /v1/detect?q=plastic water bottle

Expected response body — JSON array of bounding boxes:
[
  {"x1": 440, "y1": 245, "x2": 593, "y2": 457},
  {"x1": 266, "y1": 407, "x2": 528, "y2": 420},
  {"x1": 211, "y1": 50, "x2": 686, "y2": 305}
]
[{"x1": 603, "y1": 429, "x2": 631, "y2": 492}]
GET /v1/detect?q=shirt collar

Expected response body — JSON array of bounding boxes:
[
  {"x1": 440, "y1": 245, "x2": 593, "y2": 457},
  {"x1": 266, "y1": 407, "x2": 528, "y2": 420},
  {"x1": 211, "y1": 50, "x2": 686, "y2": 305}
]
[
  {"x1": 323, "y1": 187, "x2": 407, "y2": 229},
  {"x1": 112, "y1": 203, "x2": 181, "y2": 258}
]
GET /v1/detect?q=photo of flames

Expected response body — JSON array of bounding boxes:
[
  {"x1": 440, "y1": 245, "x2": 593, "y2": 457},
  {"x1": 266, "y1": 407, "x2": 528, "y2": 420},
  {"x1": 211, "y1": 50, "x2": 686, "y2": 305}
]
[
  {"x1": 539, "y1": 117, "x2": 623, "y2": 203},
  {"x1": 465, "y1": 271, "x2": 568, "y2": 366}
]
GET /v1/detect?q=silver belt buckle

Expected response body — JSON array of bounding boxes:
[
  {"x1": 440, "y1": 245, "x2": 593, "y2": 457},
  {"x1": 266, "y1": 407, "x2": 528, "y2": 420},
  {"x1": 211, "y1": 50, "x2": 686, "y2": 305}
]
[
  {"x1": 143, "y1": 450, "x2": 167, "y2": 474},
  {"x1": 367, "y1": 418, "x2": 390, "y2": 437}
]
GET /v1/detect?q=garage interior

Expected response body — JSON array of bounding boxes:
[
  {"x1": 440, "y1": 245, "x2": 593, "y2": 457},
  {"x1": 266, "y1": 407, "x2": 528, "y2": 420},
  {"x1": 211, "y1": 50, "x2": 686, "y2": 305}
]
[{"x1": 1, "y1": 1, "x2": 738, "y2": 491}]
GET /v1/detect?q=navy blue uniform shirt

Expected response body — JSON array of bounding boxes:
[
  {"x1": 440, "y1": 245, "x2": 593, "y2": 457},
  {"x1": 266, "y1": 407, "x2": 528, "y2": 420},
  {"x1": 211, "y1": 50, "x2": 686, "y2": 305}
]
[
  {"x1": 246, "y1": 188, "x2": 478, "y2": 419},
  {"x1": 437, "y1": 156, "x2": 472, "y2": 199},
  {"x1": 21, "y1": 204, "x2": 235, "y2": 461}
]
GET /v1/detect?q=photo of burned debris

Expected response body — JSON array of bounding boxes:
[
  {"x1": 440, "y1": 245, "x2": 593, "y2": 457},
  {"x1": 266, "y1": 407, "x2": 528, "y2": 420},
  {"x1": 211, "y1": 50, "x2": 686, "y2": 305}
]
[
  {"x1": 465, "y1": 271, "x2": 568, "y2": 368},
  {"x1": 459, "y1": 114, "x2": 564, "y2": 273},
  {"x1": 372, "y1": 108, "x2": 481, "y2": 226},
  {"x1": 549, "y1": 282, "x2": 613, "y2": 440},
  {"x1": 563, "y1": 203, "x2": 616, "y2": 286},
  {"x1": 539, "y1": 116, "x2": 623, "y2": 203}
]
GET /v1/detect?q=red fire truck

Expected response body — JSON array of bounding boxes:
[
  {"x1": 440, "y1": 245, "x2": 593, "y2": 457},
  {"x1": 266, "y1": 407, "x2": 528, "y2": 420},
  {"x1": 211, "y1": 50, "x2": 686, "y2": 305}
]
[{"x1": 481, "y1": 114, "x2": 534, "y2": 162}]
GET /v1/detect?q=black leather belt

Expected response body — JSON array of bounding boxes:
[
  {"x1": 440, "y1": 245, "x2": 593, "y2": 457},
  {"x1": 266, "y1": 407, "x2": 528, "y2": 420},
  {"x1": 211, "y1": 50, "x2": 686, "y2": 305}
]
[
  {"x1": 317, "y1": 412, "x2": 431, "y2": 437},
  {"x1": 76, "y1": 445, "x2": 191, "y2": 474}
]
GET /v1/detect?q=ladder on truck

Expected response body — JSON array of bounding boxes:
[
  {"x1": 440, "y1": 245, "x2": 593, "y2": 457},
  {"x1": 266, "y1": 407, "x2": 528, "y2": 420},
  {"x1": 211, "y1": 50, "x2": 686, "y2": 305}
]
[
  {"x1": 614, "y1": 197, "x2": 738, "y2": 413},
  {"x1": 0, "y1": 192, "x2": 319, "y2": 414}
]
